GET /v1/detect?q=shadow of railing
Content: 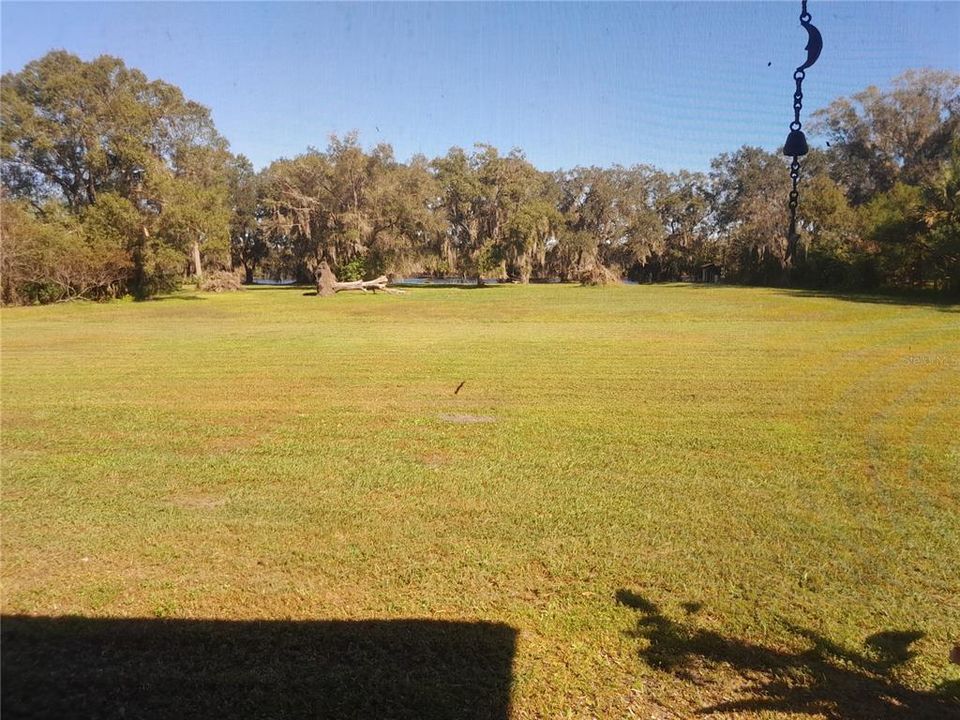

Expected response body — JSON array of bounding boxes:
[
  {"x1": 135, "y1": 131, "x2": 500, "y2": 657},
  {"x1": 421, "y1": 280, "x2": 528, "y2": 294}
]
[
  {"x1": 1, "y1": 615, "x2": 516, "y2": 720},
  {"x1": 616, "y1": 590, "x2": 958, "y2": 719}
]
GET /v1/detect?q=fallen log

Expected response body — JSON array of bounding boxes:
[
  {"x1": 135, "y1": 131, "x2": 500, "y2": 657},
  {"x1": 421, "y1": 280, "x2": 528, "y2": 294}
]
[
  {"x1": 315, "y1": 260, "x2": 404, "y2": 296},
  {"x1": 332, "y1": 276, "x2": 392, "y2": 292}
]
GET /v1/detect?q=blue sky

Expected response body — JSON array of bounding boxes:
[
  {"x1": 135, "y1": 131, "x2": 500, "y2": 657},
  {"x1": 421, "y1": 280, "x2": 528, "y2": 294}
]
[{"x1": 2, "y1": 2, "x2": 958, "y2": 172}]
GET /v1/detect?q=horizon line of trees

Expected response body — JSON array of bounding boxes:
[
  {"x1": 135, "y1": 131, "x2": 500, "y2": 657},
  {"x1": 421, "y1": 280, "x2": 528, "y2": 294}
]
[{"x1": 1, "y1": 52, "x2": 958, "y2": 304}]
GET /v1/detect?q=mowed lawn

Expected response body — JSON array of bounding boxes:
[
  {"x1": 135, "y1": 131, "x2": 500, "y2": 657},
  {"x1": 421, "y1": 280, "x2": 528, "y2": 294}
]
[{"x1": 2, "y1": 283, "x2": 958, "y2": 718}]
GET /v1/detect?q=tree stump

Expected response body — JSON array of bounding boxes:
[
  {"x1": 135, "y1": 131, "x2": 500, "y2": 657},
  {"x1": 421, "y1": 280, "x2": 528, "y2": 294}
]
[{"x1": 316, "y1": 260, "x2": 338, "y2": 297}]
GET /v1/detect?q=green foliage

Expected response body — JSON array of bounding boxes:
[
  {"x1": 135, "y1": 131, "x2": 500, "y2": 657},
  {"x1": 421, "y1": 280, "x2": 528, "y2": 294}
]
[
  {"x1": 710, "y1": 147, "x2": 793, "y2": 284},
  {"x1": 135, "y1": 244, "x2": 189, "y2": 299},
  {"x1": 474, "y1": 241, "x2": 502, "y2": 279},
  {"x1": 2, "y1": 53, "x2": 957, "y2": 301},
  {"x1": 228, "y1": 155, "x2": 268, "y2": 282},
  {"x1": 1, "y1": 197, "x2": 132, "y2": 304},
  {"x1": 643, "y1": 169, "x2": 713, "y2": 280},
  {"x1": 923, "y1": 141, "x2": 960, "y2": 294},
  {"x1": 82, "y1": 193, "x2": 142, "y2": 251},
  {"x1": 1, "y1": 51, "x2": 232, "y2": 302},
  {"x1": 791, "y1": 175, "x2": 861, "y2": 288},
  {"x1": 336, "y1": 256, "x2": 367, "y2": 282},
  {"x1": 546, "y1": 229, "x2": 595, "y2": 281},
  {"x1": 859, "y1": 183, "x2": 928, "y2": 288},
  {"x1": 812, "y1": 69, "x2": 960, "y2": 205}
]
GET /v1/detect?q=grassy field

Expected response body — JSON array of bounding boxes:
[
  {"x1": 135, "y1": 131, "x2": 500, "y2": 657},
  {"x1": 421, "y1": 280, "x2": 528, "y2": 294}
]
[{"x1": 2, "y1": 283, "x2": 959, "y2": 718}]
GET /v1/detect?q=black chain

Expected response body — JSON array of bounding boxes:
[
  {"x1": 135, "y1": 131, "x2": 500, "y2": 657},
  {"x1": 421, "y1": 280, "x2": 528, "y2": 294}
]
[
  {"x1": 787, "y1": 0, "x2": 813, "y2": 257},
  {"x1": 788, "y1": 58, "x2": 803, "y2": 238}
]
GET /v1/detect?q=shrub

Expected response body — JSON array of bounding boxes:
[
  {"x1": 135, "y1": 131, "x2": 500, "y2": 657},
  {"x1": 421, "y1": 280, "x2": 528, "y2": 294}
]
[
  {"x1": 579, "y1": 264, "x2": 621, "y2": 286},
  {"x1": 198, "y1": 269, "x2": 244, "y2": 292},
  {"x1": 2, "y1": 199, "x2": 131, "y2": 304},
  {"x1": 336, "y1": 257, "x2": 367, "y2": 282}
]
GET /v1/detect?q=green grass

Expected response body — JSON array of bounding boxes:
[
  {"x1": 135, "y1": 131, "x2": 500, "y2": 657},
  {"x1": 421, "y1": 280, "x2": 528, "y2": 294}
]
[{"x1": 2, "y1": 283, "x2": 959, "y2": 718}]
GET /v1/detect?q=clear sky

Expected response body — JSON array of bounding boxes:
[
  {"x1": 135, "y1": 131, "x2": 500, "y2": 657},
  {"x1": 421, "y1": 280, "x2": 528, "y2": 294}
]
[{"x1": 2, "y1": 2, "x2": 958, "y2": 172}]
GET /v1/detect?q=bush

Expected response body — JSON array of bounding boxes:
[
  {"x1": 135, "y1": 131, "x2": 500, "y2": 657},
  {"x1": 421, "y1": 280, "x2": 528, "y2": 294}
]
[
  {"x1": 579, "y1": 264, "x2": 621, "y2": 286},
  {"x1": 198, "y1": 270, "x2": 244, "y2": 292},
  {"x1": 2, "y1": 199, "x2": 131, "y2": 304},
  {"x1": 336, "y1": 257, "x2": 367, "y2": 282}
]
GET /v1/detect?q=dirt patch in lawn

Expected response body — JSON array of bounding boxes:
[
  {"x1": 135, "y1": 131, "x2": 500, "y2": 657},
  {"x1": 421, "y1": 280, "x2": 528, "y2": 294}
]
[
  {"x1": 169, "y1": 495, "x2": 227, "y2": 510},
  {"x1": 420, "y1": 452, "x2": 451, "y2": 468},
  {"x1": 438, "y1": 414, "x2": 497, "y2": 424}
]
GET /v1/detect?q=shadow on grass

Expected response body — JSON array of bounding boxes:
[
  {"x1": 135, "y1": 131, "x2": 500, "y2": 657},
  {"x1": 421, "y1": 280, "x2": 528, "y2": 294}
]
[
  {"x1": 678, "y1": 282, "x2": 958, "y2": 311},
  {"x1": 616, "y1": 590, "x2": 958, "y2": 719},
  {"x1": 775, "y1": 287, "x2": 959, "y2": 312},
  {"x1": 246, "y1": 283, "x2": 313, "y2": 290},
  {"x1": 138, "y1": 294, "x2": 205, "y2": 302},
  {"x1": 1, "y1": 615, "x2": 516, "y2": 720},
  {"x1": 391, "y1": 282, "x2": 505, "y2": 290},
  {"x1": 298, "y1": 290, "x2": 399, "y2": 296}
]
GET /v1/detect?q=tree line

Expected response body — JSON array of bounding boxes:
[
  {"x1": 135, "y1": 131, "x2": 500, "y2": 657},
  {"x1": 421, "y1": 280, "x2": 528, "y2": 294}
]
[{"x1": 1, "y1": 52, "x2": 957, "y2": 304}]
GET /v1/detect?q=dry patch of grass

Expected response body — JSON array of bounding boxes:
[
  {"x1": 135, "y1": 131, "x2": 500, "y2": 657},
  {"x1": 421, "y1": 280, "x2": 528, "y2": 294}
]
[{"x1": 438, "y1": 413, "x2": 498, "y2": 424}]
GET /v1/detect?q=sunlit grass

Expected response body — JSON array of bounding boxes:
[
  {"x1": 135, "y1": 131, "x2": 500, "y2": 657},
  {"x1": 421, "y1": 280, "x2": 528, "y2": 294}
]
[{"x1": 2, "y1": 283, "x2": 958, "y2": 716}]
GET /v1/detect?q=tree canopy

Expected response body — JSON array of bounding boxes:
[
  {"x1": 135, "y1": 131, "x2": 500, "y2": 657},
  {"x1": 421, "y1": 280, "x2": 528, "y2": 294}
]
[
  {"x1": 2, "y1": 52, "x2": 231, "y2": 300},
  {"x1": 2, "y1": 53, "x2": 958, "y2": 303}
]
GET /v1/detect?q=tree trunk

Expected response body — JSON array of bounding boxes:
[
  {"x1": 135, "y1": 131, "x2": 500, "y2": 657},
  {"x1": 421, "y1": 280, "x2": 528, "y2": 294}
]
[
  {"x1": 244, "y1": 266, "x2": 254, "y2": 284},
  {"x1": 191, "y1": 241, "x2": 203, "y2": 279}
]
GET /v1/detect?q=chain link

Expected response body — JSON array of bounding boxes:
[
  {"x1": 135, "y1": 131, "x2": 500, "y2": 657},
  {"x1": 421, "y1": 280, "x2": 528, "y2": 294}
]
[
  {"x1": 786, "y1": 1, "x2": 812, "y2": 259},
  {"x1": 793, "y1": 70, "x2": 805, "y2": 127},
  {"x1": 788, "y1": 157, "x2": 801, "y2": 245}
]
